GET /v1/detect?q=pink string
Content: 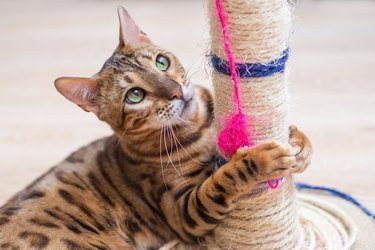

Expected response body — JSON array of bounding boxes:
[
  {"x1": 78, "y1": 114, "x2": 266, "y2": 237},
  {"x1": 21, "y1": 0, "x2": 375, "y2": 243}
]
[
  {"x1": 215, "y1": 0, "x2": 242, "y2": 114},
  {"x1": 267, "y1": 179, "x2": 280, "y2": 189},
  {"x1": 214, "y1": 0, "x2": 279, "y2": 189}
]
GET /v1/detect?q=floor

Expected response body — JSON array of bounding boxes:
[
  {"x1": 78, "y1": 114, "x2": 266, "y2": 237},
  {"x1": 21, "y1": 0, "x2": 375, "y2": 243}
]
[{"x1": 0, "y1": 0, "x2": 374, "y2": 213}]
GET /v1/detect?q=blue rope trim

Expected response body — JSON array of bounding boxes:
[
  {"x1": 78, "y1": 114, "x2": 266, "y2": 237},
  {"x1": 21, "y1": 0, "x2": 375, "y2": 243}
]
[
  {"x1": 210, "y1": 48, "x2": 289, "y2": 78},
  {"x1": 296, "y1": 182, "x2": 375, "y2": 221}
]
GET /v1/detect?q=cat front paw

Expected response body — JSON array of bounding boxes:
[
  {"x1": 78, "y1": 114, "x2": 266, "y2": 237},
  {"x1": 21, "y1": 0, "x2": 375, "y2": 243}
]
[
  {"x1": 289, "y1": 125, "x2": 313, "y2": 173},
  {"x1": 233, "y1": 141, "x2": 296, "y2": 184}
]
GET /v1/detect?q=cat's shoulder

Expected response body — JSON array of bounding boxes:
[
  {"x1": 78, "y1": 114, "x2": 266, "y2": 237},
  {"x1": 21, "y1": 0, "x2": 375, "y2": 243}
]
[{"x1": 62, "y1": 135, "x2": 115, "y2": 165}]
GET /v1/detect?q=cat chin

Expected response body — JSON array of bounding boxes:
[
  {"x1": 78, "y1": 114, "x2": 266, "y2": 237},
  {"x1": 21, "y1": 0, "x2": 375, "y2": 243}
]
[{"x1": 180, "y1": 97, "x2": 196, "y2": 121}]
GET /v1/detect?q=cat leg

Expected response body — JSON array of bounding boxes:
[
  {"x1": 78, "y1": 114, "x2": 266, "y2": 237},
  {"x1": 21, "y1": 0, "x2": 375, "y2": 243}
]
[{"x1": 170, "y1": 141, "x2": 296, "y2": 243}]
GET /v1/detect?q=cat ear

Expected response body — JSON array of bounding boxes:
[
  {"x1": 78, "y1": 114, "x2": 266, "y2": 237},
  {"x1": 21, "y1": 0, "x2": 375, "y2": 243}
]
[
  {"x1": 117, "y1": 6, "x2": 151, "y2": 48},
  {"x1": 54, "y1": 77, "x2": 100, "y2": 114}
]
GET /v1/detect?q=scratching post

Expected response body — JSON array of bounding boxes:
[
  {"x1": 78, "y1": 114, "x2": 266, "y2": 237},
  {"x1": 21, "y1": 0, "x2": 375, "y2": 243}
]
[
  {"x1": 159, "y1": 1, "x2": 357, "y2": 249},
  {"x1": 207, "y1": 0, "x2": 356, "y2": 249},
  {"x1": 208, "y1": 0, "x2": 300, "y2": 249}
]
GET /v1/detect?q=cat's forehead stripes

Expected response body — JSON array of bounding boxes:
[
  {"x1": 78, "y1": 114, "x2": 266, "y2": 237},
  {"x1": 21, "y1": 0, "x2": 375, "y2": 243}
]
[
  {"x1": 101, "y1": 46, "x2": 186, "y2": 100},
  {"x1": 101, "y1": 50, "x2": 144, "y2": 73},
  {"x1": 117, "y1": 75, "x2": 133, "y2": 88}
]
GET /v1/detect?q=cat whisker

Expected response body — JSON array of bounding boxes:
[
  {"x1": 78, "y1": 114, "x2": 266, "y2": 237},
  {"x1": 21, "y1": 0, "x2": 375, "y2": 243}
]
[
  {"x1": 169, "y1": 124, "x2": 204, "y2": 165},
  {"x1": 164, "y1": 124, "x2": 184, "y2": 180},
  {"x1": 165, "y1": 126, "x2": 174, "y2": 165},
  {"x1": 162, "y1": 126, "x2": 184, "y2": 186},
  {"x1": 185, "y1": 69, "x2": 201, "y2": 83},
  {"x1": 184, "y1": 59, "x2": 200, "y2": 80},
  {"x1": 175, "y1": 119, "x2": 196, "y2": 134},
  {"x1": 184, "y1": 55, "x2": 206, "y2": 83},
  {"x1": 115, "y1": 127, "x2": 128, "y2": 148},
  {"x1": 174, "y1": 123, "x2": 192, "y2": 134},
  {"x1": 162, "y1": 127, "x2": 170, "y2": 169},
  {"x1": 167, "y1": 123, "x2": 183, "y2": 179},
  {"x1": 203, "y1": 49, "x2": 213, "y2": 78},
  {"x1": 177, "y1": 116, "x2": 194, "y2": 125},
  {"x1": 160, "y1": 126, "x2": 168, "y2": 190},
  {"x1": 184, "y1": 64, "x2": 194, "y2": 80}
]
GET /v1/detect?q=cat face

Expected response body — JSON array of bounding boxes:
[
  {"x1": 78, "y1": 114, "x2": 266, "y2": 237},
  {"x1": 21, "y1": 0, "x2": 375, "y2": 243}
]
[
  {"x1": 55, "y1": 7, "x2": 196, "y2": 135},
  {"x1": 100, "y1": 44, "x2": 196, "y2": 132}
]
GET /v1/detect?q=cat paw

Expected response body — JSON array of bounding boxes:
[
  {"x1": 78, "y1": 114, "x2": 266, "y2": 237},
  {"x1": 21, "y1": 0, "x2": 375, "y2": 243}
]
[
  {"x1": 288, "y1": 125, "x2": 313, "y2": 173},
  {"x1": 233, "y1": 141, "x2": 296, "y2": 183}
]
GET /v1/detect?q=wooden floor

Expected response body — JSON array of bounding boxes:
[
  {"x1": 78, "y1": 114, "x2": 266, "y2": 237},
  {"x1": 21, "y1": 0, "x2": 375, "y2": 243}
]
[{"x1": 0, "y1": 0, "x2": 374, "y2": 213}]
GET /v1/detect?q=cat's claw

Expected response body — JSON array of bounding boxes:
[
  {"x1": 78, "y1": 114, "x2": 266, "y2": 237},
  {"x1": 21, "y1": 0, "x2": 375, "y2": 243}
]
[{"x1": 288, "y1": 125, "x2": 313, "y2": 173}]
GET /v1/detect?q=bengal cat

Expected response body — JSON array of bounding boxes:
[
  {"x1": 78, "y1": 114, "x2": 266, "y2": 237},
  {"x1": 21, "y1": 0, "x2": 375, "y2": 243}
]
[{"x1": 0, "y1": 7, "x2": 312, "y2": 250}]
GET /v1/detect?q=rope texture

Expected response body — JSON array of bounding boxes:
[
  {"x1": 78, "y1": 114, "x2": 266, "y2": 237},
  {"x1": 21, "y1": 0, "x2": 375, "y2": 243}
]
[
  {"x1": 207, "y1": 0, "x2": 357, "y2": 249},
  {"x1": 209, "y1": 0, "x2": 295, "y2": 248}
]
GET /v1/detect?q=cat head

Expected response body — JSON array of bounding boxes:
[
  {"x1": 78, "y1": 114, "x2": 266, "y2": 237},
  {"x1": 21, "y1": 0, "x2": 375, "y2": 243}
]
[{"x1": 55, "y1": 7, "x2": 196, "y2": 135}]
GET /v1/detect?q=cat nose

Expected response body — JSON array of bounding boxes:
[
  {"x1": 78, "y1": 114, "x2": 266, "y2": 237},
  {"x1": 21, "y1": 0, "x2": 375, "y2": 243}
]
[{"x1": 169, "y1": 88, "x2": 183, "y2": 100}]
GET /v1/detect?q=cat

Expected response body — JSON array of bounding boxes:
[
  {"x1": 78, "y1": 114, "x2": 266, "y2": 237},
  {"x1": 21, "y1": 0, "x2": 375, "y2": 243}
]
[{"x1": 0, "y1": 6, "x2": 312, "y2": 250}]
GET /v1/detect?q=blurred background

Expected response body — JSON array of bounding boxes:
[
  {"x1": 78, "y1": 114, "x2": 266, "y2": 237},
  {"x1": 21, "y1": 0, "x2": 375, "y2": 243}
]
[{"x1": 0, "y1": 0, "x2": 374, "y2": 212}]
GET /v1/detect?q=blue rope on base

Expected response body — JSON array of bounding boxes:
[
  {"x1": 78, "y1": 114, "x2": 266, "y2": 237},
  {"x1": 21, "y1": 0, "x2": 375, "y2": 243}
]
[{"x1": 296, "y1": 182, "x2": 375, "y2": 221}]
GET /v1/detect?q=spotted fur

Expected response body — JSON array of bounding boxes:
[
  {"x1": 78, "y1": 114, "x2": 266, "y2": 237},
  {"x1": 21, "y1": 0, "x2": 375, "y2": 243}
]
[{"x1": 0, "y1": 7, "x2": 312, "y2": 250}]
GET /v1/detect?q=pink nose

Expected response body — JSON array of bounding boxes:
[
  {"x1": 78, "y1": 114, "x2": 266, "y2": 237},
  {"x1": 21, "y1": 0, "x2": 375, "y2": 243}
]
[{"x1": 169, "y1": 88, "x2": 182, "y2": 100}]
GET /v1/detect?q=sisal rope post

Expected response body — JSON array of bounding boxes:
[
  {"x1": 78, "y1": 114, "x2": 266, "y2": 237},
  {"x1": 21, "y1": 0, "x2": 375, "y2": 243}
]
[
  {"x1": 159, "y1": 1, "x2": 357, "y2": 249},
  {"x1": 207, "y1": 0, "x2": 302, "y2": 249}
]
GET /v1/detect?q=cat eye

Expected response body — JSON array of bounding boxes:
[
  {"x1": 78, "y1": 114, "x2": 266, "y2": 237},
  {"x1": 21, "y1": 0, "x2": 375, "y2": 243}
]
[
  {"x1": 125, "y1": 88, "x2": 145, "y2": 104},
  {"x1": 155, "y1": 55, "x2": 170, "y2": 71}
]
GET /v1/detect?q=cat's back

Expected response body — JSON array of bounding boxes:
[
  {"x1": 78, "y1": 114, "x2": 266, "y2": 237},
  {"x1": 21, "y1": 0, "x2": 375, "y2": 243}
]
[{"x1": 0, "y1": 136, "x2": 113, "y2": 249}]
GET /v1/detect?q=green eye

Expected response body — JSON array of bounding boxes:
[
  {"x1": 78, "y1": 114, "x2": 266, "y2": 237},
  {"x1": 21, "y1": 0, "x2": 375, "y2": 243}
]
[
  {"x1": 125, "y1": 88, "x2": 145, "y2": 104},
  {"x1": 156, "y1": 55, "x2": 170, "y2": 71}
]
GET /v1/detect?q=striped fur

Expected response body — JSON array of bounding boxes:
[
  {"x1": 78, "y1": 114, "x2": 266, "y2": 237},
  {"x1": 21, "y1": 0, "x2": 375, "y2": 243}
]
[{"x1": 0, "y1": 8, "x2": 312, "y2": 250}]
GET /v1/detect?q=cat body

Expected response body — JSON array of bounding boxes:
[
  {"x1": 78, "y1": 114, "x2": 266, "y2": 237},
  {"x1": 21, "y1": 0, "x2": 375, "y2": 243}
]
[
  {"x1": 0, "y1": 83, "x2": 216, "y2": 249},
  {"x1": 0, "y1": 7, "x2": 312, "y2": 250}
]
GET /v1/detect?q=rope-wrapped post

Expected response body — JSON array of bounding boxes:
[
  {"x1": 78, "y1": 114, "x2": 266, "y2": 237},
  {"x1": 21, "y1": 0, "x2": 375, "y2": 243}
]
[{"x1": 208, "y1": 0, "x2": 302, "y2": 249}]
